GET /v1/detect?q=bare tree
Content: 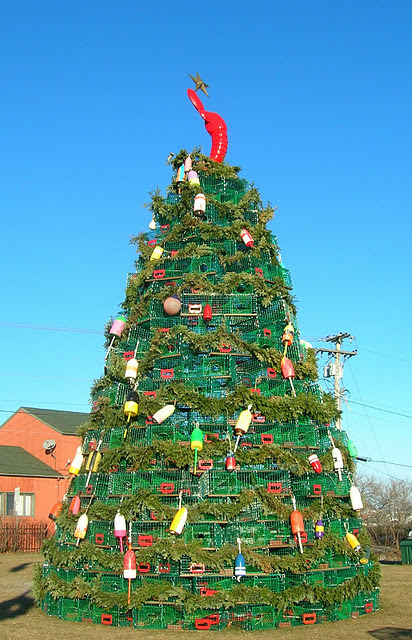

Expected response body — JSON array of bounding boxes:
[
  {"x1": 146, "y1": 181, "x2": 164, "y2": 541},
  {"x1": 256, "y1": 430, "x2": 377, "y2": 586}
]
[{"x1": 356, "y1": 475, "x2": 412, "y2": 550}]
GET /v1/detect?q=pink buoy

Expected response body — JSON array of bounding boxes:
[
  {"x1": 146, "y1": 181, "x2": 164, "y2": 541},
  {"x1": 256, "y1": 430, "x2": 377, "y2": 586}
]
[
  {"x1": 110, "y1": 315, "x2": 126, "y2": 337},
  {"x1": 187, "y1": 170, "x2": 200, "y2": 185},
  {"x1": 105, "y1": 315, "x2": 126, "y2": 361}
]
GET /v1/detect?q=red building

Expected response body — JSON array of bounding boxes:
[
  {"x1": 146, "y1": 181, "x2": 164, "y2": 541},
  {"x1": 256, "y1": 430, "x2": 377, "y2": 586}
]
[{"x1": 0, "y1": 407, "x2": 89, "y2": 522}]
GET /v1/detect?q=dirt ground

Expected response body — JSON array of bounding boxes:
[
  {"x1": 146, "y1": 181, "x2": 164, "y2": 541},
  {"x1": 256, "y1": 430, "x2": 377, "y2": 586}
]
[{"x1": 0, "y1": 553, "x2": 411, "y2": 640}]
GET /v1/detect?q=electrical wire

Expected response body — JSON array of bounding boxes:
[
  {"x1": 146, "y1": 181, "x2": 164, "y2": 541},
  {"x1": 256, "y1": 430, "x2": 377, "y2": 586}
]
[
  {"x1": 347, "y1": 400, "x2": 412, "y2": 419},
  {"x1": 0, "y1": 321, "x2": 101, "y2": 334},
  {"x1": 0, "y1": 372, "x2": 94, "y2": 382},
  {"x1": 346, "y1": 362, "x2": 390, "y2": 477},
  {"x1": 356, "y1": 461, "x2": 405, "y2": 483},
  {"x1": 357, "y1": 347, "x2": 412, "y2": 364},
  {"x1": 0, "y1": 400, "x2": 89, "y2": 409},
  {"x1": 367, "y1": 460, "x2": 412, "y2": 469}
]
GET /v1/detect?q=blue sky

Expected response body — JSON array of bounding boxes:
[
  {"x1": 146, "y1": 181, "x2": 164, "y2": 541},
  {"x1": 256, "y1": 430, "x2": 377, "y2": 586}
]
[{"x1": 0, "y1": 1, "x2": 411, "y2": 482}]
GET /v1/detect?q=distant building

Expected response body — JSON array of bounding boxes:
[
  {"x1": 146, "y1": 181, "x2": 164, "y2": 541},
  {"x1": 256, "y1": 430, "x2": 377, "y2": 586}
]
[{"x1": 0, "y1": 407, "x2": 88, "y2": 521}]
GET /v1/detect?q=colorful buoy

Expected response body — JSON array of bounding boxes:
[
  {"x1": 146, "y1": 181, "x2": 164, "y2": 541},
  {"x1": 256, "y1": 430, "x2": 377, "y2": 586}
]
[
  {"x1": 290, "y1": 496, "x2": 305, "y2": 554},
  {"x1": 240, "y1": 228, "x2": 254, "y2": 248},
  {"x1": 233, "y1": 405, "x2": 252, "y2": 452},
  {"x1": 124, "y1": 541, "x2": 136, "y2": 605},
  {"x1": 308, "y1": 453, "x2": 322, "y2": 474},
  {"x1": 191, "y1": 425, "x2": 204, "y2": 474},
  {"x1": 315, "y1": 519, "x2": 324, "y2": 539},
  {"x1": 114, "y1": 512, "x2": 127, "y2": 552},
  {"x1": 281, "y1": 356, "x2": 296, "y2": 397},
  {"x1": 234, "y1": 538, "x2": 246, "y2": 581},
  {"x1": 170, "y1": 491, "x2": 188, "y2": 535}
]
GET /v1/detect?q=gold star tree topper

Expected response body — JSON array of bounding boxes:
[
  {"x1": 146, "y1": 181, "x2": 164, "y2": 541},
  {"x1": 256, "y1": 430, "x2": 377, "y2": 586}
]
[{"x1": 189, "y1": 73, "x2": 209, "y2": 97}]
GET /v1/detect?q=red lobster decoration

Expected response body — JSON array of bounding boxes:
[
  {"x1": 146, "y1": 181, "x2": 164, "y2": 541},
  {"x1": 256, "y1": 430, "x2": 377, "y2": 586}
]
[{"x1": 187, "y1": 86, "x2": 228, "y2": 163}]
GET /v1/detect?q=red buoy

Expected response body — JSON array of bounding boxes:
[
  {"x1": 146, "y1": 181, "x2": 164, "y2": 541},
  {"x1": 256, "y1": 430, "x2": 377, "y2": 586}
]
[
  {"x1": 48, "y1": 502, "x2": 62, "y2": 521},
  {"x1": 308, "y1": 454, "x2": 322, "y2": 474},
  {"x1": 124, "y1": 542, "x2": 137, "y2": 605},
  {"x1": 203, "y1": 304, "x2": 212, "y2": 323},
  {"x1": 281, "y1": 356, "x2": 295, "y2": 379},
  {"x1": 290, "y1": 497, "x2": 305, "y2": 553}
]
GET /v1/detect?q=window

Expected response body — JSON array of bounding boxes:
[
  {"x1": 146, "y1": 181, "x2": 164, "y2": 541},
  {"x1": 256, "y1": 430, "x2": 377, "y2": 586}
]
[{"x1": 2, "y1": 492, "x2": 35, "y2": 517}]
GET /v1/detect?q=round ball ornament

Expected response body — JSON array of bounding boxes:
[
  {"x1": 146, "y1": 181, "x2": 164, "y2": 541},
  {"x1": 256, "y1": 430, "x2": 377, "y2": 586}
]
[{"x1": 163, "y1": 295, "x2": 182, "y2": 316}]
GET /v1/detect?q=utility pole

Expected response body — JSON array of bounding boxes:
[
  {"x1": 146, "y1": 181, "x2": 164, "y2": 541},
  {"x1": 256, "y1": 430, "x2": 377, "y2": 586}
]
[{"x1": 315, "y1": 332, "x2": 357, "y2": 430}]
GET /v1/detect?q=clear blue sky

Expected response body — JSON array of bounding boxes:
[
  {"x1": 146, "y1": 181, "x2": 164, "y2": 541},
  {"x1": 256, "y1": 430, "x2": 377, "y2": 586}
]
[{"x1": 0, "y1": 1, "x2": 411, "y2": 482}]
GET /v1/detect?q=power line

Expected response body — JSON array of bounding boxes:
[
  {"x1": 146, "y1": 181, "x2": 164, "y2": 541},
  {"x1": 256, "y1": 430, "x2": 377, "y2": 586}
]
[
  {"x1": 0, "y1": 400, "x2": 89, "y2": 409},
  {"x1": 347, "y1": 400, "x2": 412, "y2": 419},
  {"x1": 356, "y1": 461, "x2": 405, "y2": 483},
  {"x1": 358, "y1": 459, "x2": 412, "y2": 469},
  {"x1": 357, "y1": 347, "x2": 412, "y2": 364},
  {"x1": 0, "y1": 321, "x2": 101, "y2": 334},
  {"x1": 309, "y1": 337, "x2": 412, "y2": 364},
  {"x1": 0, "y1": 372, "x2": 94, "y2": 382},
  {"x1": 346, "y1": 362, "x2": 390, "y2": 478}
]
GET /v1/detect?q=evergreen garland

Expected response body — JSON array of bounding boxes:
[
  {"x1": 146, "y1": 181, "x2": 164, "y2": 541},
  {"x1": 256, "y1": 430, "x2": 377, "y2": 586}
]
[{"x1": 34, "y1": 554, "x2": 380, "y2": 612}]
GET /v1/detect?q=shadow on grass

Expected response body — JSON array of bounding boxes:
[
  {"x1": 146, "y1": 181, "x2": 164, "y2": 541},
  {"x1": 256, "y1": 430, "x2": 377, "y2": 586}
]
[
  {"x1": 368, "y1": 628, "x2": 412, "y2": 640},
  {"x1": 10, "y1": 562, "x2": 33, "y2": 573},
  {"x1": 0, "y1": 590, "x2": 35, "y2": 620}
]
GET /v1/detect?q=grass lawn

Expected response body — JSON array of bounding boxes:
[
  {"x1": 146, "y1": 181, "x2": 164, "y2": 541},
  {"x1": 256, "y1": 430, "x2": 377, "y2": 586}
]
[{"x1": 0, "y1": 553, "x2": 411, "y2": 640}]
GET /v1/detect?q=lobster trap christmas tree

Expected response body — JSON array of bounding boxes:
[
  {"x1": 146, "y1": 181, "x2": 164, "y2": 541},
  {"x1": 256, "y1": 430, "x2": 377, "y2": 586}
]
[{"x1": 36, "y1": 77, "x2": 380, "y2": 630}]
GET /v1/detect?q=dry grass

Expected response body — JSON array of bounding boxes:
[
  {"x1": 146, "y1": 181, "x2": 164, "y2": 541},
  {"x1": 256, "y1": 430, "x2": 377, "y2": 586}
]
[{"x1": 0, "y1": 553, "x2": 411, "y2": 640}]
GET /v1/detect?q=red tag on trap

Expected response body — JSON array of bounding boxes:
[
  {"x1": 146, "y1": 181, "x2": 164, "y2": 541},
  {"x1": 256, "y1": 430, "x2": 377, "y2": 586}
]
[
  {"x1": 302, "y1": 613, "x2": 316, "y2": 625},
  {"x1": 195, "y1": 620, "x2": 210, "y2": 630},
  {"x1": 267, "y1": 482, "x2": 282, "y2": 493},
  {"x1": 160, "y1": 482, "x2": 174, "y2": 494},
  {"x1": 252, "y1": 414, "x2": 266, "y2": 422},
  {"x1": 159, "y1": 563, "x2": 171, "y2": 574},
  {"x1": 189, "y1": 563, "x2": 205, "y2": 574},
  {"x1": 198, "y1": 459, "x2": 213, "y2": 471},
  {"x1": 204, "y1": 433, "x2": 219, "y2": 443},
  {"x1": 137, "y1": 563, "x2": 150, "y2": 573}
]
